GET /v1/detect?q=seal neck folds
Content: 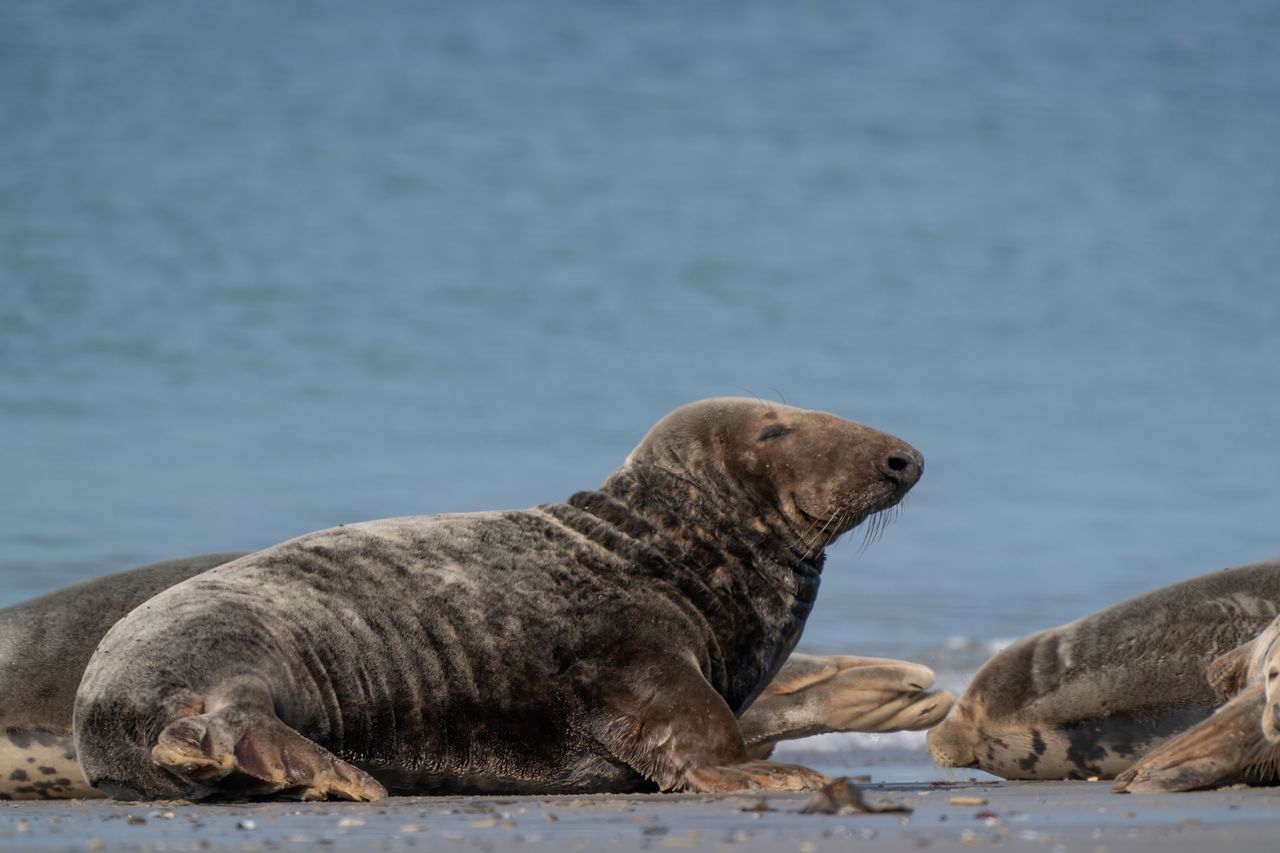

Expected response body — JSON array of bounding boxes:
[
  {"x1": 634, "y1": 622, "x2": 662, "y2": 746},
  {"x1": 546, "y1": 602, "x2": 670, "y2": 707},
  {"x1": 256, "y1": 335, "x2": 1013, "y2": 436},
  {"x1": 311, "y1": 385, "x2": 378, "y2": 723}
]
[{"x1": 552, "y1": 468, "x2": 824, "y2": 712}]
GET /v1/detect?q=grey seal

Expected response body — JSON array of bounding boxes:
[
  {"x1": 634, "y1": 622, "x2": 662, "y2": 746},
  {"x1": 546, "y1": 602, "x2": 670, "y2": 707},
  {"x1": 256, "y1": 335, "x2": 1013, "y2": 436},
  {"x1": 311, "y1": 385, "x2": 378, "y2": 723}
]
[
  {"x1": 927, "y1": 557, "x2": 1280, "y2": 780},
  {"x1": 69, "y1": 397, "x2": 931, "y2": 801}
]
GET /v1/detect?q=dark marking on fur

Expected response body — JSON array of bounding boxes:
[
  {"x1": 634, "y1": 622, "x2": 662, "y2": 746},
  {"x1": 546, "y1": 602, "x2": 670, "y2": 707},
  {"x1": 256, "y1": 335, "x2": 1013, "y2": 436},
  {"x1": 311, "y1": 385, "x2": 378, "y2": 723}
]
[
  {"x1": 38, "y1": 765, "x2": 57, "y2": 775},
  {"x1": 1065, "y1": 723, "x2": 1110, "y2": 775},
  {"x1": 9, "y1": 769, "x2": 28, "y2": 781}
]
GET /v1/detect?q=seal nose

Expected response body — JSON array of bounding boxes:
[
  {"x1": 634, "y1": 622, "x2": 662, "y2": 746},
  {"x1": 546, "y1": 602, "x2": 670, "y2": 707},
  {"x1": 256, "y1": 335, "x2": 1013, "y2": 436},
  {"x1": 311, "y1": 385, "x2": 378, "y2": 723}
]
[
  {"x1": 881, "y1": 449, "x2": 923, "y2": 487},
  {"x1": 886, "y1": 454, "x2": 913, "y2": 472}
]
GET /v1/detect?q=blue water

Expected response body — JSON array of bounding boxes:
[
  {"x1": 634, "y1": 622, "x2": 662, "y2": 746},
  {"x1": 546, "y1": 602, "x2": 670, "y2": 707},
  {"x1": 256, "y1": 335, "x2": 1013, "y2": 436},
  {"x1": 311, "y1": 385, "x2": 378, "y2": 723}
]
[{"x1": 3, "y1": 0, "x2": 1279, "y2": 670}]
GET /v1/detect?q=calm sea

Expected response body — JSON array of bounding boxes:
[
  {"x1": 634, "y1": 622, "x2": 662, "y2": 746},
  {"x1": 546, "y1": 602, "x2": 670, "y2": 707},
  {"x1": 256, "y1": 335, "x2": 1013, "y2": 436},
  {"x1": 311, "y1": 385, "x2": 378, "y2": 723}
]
[{"x1": 3, "y1": 0, "x2": 1279, "y2": 698}]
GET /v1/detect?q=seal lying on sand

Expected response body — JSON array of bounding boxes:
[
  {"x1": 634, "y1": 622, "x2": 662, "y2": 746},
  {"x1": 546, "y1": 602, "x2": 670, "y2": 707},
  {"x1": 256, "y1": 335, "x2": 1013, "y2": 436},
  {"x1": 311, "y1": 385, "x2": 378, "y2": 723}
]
[
  {"x1": 0, "y1": 554, "x2": 951, "y2": 800},
  {"x1": 56, "y1": 397, "x2": 937, "y2": 801},
  {"x1": 927, "y1": 558, "x2": 1280, "y2": 780},
  {"x1": 1113, "y1": 614, "x2": 1280, "y2": 792}
]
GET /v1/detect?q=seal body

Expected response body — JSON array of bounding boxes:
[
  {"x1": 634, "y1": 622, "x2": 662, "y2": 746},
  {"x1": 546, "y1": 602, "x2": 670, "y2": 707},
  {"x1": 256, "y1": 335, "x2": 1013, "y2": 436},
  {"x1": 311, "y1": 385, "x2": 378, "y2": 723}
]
[
  {"x1": 72, "y1": 398, "x2": 924, "y2": 800},
  {"x1": 928, "y1": 558, "x2": 1280, "y2": 780}
]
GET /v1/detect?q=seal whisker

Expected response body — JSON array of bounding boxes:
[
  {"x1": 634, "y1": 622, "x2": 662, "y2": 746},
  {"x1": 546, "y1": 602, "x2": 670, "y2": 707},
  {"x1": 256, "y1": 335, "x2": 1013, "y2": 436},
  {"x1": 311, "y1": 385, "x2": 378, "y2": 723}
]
[
  {"x1": 858, "y1": 504, "x2": 900, "y2": 555},
  {"x1": 799, "y1": 505, "x2": 846, "y2": 559}
]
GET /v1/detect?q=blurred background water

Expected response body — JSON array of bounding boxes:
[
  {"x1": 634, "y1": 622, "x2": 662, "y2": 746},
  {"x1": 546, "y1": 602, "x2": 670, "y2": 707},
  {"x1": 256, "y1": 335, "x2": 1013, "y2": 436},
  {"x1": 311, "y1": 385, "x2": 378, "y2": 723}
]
[{"x1": 3, "y1": 0, "x2": 1279, "y2": 697}]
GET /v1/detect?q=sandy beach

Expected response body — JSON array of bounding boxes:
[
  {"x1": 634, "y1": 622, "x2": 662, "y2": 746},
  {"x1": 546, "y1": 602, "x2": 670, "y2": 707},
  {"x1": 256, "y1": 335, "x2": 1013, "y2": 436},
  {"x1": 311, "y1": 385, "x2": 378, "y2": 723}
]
[{"x1": 4, "y1": 755, "x2": 1278, "y2": 852}]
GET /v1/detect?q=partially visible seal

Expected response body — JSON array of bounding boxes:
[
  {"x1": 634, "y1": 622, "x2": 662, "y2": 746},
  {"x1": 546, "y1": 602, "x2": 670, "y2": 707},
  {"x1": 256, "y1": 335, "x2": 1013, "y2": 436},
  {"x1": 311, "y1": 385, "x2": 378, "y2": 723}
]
[
  {"x1": 71, "y1": 397, "x2": 931, "y2": 801},
  {"x1": 927, "y1": 558, "x2": 1280, "y2": 780},
  {"x1": 1112, "y1": 614, "x2": 1280, "y2": 792}
]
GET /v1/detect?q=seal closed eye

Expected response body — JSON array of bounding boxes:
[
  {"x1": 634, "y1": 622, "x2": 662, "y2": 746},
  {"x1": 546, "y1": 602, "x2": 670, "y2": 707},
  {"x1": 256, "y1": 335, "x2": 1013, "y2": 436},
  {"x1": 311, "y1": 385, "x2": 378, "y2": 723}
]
[
  {"x1": 756, "y1": 424, "x2": 792, "y2": 441},
  {"x1": 72, "y1": 397, "x2": 925, "y2": 801}
]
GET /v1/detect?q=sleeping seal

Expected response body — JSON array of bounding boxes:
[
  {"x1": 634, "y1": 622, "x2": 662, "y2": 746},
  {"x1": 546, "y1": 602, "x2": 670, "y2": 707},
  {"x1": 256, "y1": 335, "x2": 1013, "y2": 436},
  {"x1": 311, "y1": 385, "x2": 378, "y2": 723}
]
[
  {"x1": 1113, "y1": 613, "x2": 1280, "y2": 792},
  {"x1": 70, "y1": 397, "x2": 930, "y2": 800},
  {"x1": 927, "y1": 558, "x2": 1280, "y2": 780}
]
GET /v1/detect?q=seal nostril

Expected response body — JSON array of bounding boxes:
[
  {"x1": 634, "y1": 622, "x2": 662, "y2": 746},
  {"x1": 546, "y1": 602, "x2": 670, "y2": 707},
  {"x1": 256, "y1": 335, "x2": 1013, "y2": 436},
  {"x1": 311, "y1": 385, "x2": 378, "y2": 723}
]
[{"x1": 886, "y1": 454, "x2": 913, "y2": 472}]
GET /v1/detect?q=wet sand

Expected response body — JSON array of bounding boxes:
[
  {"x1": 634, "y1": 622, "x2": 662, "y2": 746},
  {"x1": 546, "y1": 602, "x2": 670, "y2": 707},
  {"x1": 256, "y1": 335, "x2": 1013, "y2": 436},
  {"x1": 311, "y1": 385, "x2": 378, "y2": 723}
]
[{"x1": 3, "y1": 759, "x2": 1278, "y2": 852}]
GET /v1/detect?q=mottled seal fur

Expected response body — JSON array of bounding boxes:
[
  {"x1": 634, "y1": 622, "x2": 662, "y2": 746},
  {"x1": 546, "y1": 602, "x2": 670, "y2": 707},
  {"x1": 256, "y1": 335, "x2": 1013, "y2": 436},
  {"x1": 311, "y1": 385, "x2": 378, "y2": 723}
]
[
  {"x1": 1113, "y1": 614, "x2": 1280, "y2": 792},
  {"x1": 928, "y1": 557, "x2": 1280, "y2": 780},
  {"x1": 0, "y1": 555, "x2": 952, "y2": 799},
  {"x1": 71, "y1": 397, "x2": 928, "y2": 801}
]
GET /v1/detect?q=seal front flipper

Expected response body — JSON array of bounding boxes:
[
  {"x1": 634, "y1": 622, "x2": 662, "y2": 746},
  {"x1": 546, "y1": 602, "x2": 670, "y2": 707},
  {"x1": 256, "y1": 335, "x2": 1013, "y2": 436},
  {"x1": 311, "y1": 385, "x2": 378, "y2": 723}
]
[
  {"x1": 1112, "y1": 685, "x2": 1267, "y2": 794},
  {"x1": 146, "y1": 677, "x2": 385, "y2": 802},
  {"x1": 739, "y1": 653, "x2": 954, "y2": 759},
  {"x1": 594, "y1": 655, "x2": 828, "y2": 794}
]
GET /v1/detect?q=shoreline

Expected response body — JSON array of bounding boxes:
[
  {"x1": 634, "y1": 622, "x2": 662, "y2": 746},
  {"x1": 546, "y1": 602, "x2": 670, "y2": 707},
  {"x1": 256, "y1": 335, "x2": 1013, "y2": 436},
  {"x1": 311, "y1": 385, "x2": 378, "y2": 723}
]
[{"x1": 4, "y1": 760, "x2": 1278, "y2": 851}]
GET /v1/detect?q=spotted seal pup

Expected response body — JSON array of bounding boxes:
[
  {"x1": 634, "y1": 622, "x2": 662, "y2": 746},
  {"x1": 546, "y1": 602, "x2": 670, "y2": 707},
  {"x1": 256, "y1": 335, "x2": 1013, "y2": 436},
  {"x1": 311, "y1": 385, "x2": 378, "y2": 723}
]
[
  {"x1": 1113, "y1": 613, "x2": 1280, "y2": 792},
  {"x1": 59, "y1": 397, "x2": 934, "y2": 800},
  {"x1": 927, "y1": 558, "x2": 1280, "y2": 780}
]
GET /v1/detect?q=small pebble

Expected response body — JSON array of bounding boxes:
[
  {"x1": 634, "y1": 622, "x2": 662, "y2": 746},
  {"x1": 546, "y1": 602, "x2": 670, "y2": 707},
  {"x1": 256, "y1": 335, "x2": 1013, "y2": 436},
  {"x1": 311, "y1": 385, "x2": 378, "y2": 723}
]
[
  {"x1": 949, "y1": 796, "x2": 988, "y2": 806},
  {"x1": 401, "y1": 823, "x2": 421, "y2": 833},
  {"x1": 16, "y1": 820, "x2": 31, "y2": 832},
  {"x1": 126, "y1": 815, "x2": 146, "y2": 825},
  {"x1": 237, "y1": 819, "x2": 257, "y2": 830},
  {"x1": 86, "y1": 841, "x2": 105, "y2": 851},
  {"x1": 337, "y1": 817, "x2": 365, "y2": 828}
]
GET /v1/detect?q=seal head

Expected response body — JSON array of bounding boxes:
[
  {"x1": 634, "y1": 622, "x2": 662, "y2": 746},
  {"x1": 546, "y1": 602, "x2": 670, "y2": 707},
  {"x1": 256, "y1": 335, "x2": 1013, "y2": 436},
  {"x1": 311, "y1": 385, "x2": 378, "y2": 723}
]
[{"x1": 614, "y1": 397, "x2": 921, "y2": 560}]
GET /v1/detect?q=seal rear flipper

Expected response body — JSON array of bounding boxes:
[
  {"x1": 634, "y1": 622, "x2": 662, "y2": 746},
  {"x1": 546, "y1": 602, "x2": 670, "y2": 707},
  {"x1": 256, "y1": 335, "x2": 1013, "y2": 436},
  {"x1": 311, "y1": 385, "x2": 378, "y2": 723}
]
[
  {"x1": 593, "y1": 655, "x2": 828, "y2": 794},
  {"x1": 1112, "y1": 685, "x2": 1269, "y2": 794},
  {"x1": 148, "y1": 679, "x2": 385, "y2": 802},
  {"x1": 740, "y1": 654, "x2": 954, "y2": 758}
]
